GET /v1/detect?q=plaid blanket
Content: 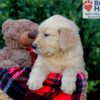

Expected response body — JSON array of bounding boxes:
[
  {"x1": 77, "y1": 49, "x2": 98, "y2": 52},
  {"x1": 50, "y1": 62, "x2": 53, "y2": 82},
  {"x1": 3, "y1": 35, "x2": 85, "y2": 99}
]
[{"x1": 0, "y1": 66, "x2": 87, "y2": 100}]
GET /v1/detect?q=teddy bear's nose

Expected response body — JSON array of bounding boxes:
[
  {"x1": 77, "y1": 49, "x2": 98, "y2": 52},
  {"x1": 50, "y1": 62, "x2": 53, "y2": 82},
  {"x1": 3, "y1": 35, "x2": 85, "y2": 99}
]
[
  {"x1": 28, "y1": 32, "x2": 36, "y2": 39},
  {"x1": 32, "y1": 44, "x2": 37, "y2": 50},
  {"x1": 28, "y1": 30, "x2": 38, "y2": 39}
]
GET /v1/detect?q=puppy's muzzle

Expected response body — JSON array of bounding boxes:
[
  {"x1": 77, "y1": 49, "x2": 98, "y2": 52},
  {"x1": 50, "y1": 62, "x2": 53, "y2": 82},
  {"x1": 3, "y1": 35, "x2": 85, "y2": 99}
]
[{"x1": 32, "y1": 44, "x2": 37, "y2": 50}]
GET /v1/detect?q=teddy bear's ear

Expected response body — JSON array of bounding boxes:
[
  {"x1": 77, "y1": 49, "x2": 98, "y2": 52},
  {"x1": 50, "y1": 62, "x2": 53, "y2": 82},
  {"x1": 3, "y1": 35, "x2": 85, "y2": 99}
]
[{"x1": 2, "y1": 19, "x2": 14, "y2": 34}]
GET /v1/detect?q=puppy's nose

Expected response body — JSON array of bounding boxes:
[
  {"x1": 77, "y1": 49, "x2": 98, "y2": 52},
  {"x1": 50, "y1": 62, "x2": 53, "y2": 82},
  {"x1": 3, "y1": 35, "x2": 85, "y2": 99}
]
[{"x1": 32, "y1": 44, "x2": 37, "y2": 50}]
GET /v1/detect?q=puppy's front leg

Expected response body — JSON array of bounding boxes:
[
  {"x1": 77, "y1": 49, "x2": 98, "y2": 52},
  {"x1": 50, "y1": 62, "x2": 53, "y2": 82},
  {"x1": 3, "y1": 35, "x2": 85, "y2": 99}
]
[
  {"x1": 61, "y1": 67, "x2": 79, "y2": 94},
  {"x1": 27, "y1": 60, "x2": 48, "y2": 90}
]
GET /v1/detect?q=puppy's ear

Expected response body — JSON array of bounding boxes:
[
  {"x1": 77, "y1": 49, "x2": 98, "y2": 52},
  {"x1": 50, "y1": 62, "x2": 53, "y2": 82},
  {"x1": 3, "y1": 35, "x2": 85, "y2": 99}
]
[{"x1": 59, "y1": 28, "x2": 78, "y2": 51}]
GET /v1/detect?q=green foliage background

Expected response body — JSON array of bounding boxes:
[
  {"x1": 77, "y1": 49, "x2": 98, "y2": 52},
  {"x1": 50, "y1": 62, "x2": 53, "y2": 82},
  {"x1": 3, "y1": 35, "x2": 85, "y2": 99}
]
[{"x1": 0, "y1": 0, "x2": 100, "y2": 99}]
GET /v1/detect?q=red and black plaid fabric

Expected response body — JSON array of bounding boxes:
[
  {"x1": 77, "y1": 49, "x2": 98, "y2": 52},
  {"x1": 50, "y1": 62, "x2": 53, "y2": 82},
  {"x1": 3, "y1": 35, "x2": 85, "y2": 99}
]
[
  {"x1": 0, "y1": 66, "x2": 87, "y2": 100},
  {"x1": 28, "y1": 47, "x2": 37, "y2": 65}
]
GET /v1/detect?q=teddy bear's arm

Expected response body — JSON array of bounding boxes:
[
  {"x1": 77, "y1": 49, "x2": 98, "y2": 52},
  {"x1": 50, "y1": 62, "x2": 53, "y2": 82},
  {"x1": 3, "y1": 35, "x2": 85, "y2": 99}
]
[
  {"x1": 18, "y1": 50, "x2": 32, "y2": 67},
  {"x1": 0, "y1": 47, "x2": 11, "y2": 61},
  {"x1": 11, "y1": 50, "x2": 32, "y2": 67},
  {"x1": 0, "y1": 60, "x2": 19, "y2": 68}
]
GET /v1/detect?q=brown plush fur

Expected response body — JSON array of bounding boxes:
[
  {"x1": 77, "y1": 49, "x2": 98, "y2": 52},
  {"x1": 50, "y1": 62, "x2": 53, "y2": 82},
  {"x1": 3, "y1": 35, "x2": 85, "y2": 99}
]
[{"x1": 0, "y1": 19, "x2": 38, "y2": 68}]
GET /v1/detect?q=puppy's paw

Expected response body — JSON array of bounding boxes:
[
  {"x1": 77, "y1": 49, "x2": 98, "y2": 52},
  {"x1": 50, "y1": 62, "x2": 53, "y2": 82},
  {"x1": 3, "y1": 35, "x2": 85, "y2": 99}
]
[
  {"x1": 61, "y1": 78, "x2": 76, "y2": 94},
  {"x1": 27, "y1": 75, "x2": 45, "y2": 90}
]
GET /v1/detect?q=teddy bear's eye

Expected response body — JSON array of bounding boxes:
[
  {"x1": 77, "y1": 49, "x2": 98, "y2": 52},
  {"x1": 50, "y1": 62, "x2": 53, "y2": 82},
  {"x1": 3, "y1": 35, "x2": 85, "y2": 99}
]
[{"x1": 44, "y1": 33, "x2": 50, "y2": 37}]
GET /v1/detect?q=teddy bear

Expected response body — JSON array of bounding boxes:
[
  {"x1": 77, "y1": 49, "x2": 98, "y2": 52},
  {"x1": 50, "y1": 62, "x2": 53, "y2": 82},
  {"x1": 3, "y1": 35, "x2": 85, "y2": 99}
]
[{"x1": 0, "y1": 19, "x2": 38, "y2": 68}]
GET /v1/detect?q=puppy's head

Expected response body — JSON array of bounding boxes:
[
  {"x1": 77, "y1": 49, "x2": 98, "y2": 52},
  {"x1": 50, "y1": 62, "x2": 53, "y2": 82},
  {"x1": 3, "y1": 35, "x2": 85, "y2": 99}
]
[{"x1": 33, "y1": 15, "x2": 80, "y2": 57}]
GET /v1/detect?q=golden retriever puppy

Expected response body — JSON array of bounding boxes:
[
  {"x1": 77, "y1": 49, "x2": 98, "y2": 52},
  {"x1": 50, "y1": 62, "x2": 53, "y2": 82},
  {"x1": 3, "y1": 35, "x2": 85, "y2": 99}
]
[{"x1": 27, "y1": 15, "x2": 86, "y2": 94}]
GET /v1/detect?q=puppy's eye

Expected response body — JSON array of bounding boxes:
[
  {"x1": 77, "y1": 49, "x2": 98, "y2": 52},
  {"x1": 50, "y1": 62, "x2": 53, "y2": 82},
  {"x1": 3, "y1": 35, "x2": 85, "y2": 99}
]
[{"x1": 44, "y1": 33, "x2": 50, "y2": 37}]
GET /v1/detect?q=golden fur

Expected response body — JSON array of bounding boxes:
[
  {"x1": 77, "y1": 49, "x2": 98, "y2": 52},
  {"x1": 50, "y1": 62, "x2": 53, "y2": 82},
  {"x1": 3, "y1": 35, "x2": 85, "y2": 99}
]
[{"x1": 27, "y1": 15, "x2": 86, "y2": 94}]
